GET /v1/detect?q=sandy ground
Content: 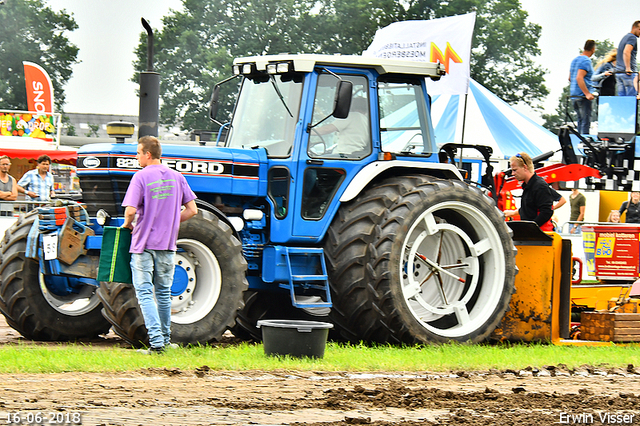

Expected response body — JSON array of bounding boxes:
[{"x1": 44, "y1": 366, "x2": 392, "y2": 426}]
[{"x1": 1, "y1": 316, "x2": 640, "y2": 426}]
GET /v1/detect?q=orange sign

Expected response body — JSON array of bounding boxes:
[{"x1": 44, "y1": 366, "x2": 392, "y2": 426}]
[{"x1": 23, "y1": 61, "x2": 54, "y2": 114}]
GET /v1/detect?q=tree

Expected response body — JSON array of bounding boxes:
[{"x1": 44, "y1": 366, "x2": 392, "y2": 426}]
[
  {"x1": 0, "y1": 0, "x2": 78, "y2": 112},
  {"x1": 469, "y1": 0, "x2": 548, "y2": 107},
  {"x1": 542, "y1": 86, "x2": 573, "y2": 135},
  {"x1": 132, "y1": 0, "x2": 319, "y2": 132},
  {"x1": 313, "y1": 0, "x2": 549, "y2": 106},
  {"x1": 85, "y1": 123, "x2": 99, "y2": 138},
  {"x1": 136, "y1": 0, "x2": 548, "y2": 132}
]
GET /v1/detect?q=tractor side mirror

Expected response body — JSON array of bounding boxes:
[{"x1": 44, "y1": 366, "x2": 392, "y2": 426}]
[
  {"x1": 332, "y1": 80, "x2": 352, "y2": 119},
  {"x1": 209, "y1": 84, "x2": 221, "y2": 121}
]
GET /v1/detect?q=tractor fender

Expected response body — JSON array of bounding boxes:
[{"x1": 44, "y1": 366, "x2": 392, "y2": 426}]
[
  {"x1": 195, "y1": 199, "x2": 240, "y2": 239},
  {"x1": 339, "y1": 160, "x2": 463, "y2": 202}
]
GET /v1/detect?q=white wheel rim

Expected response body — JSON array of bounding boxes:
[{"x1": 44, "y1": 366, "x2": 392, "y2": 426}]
[
  {"x1": 171, "y1": 238, "x2": 222, "y2": 324},
  {"x1": 400, "y1": 200, "x2": 506, "y2": 338},
  {"x1": 40, "y1": 274, "x2": 101, "y2": 316}
]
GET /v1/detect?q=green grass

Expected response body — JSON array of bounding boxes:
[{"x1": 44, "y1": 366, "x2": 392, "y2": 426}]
[{"x1": 1, "y1": 341, "x2": 639, "y2": 374}]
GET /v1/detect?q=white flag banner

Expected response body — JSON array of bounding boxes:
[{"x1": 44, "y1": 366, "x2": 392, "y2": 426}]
[{"x1": 362, "y1": 13, "x2": 476, "y2": 95}]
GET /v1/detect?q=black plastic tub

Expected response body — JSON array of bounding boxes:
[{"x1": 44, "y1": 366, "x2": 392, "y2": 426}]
[{"x1": 256, "y1": 319, "x2": 334, "y2": 358}]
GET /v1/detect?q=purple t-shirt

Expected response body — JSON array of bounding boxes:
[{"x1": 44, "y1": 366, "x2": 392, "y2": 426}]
[{"x1": 122, "y1": 164, "x2": 196, "y2": 253}]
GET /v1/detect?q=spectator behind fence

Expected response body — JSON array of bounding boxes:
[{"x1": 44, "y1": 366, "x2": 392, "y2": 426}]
[
  {"x1": 607, "y1": 209, "x2": 621, "y2": 223},
  {"x1": 17, "y1": 155, "x2": 54, "y2": 202},
  {"x1": 569, "y1": 189, "x2": 586, "y2": 234},
  {"x1": 0, "y1": 155, "x2": 17, "y2": 217},
  {"x1": 619, "y1": 191, "x2": 640, "y2": 223}
]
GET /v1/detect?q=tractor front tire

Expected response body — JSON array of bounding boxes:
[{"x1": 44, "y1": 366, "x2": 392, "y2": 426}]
[
  {"x1": 325, "y1": 175, "x2": 516, "y2": 344},
  {"x1": 98, "y1": 211, "x2": 248, "y2": 347},
  {"x1": 0, "y1": 212, "x2": 110, "y2": 341}
]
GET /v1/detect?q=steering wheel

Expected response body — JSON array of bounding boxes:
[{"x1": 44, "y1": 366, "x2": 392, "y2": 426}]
[
  {"x1": 309, "y1": 128, "x2": 327, "y2": 155},
  {"x1": 401, "y1": 133, "x2": 423, "y2": 153}
]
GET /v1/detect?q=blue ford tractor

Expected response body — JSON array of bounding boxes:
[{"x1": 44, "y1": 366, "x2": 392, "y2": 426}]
[{"x1": 0, "y1": 54, "x2": 516, "y2": 346}]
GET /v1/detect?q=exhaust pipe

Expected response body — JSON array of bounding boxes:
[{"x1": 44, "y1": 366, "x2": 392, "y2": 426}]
[{"x1": 138, "y1": 17, "x2": 160, "y2": 139}]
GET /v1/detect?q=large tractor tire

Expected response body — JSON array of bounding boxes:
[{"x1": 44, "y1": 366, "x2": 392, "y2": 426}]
[
  {"x1": 324, "y1": 175, "x2": 516, "y2": 344},
  {"x1": 98, "y1": 211, "x2": 248, "y2": 347},
  {"x1": 0, "y1": 212, "x2": 110, "y2": 340}
]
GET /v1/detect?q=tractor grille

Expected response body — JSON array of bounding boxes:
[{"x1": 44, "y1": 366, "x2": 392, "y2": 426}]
[{"x1": 79, "y1": 175, "x2": 132, "y2": 217}]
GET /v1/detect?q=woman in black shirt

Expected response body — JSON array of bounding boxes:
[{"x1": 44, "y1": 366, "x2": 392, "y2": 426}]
[{"x1": 620, "y1": 191, "x2": 640, "y2": 223}]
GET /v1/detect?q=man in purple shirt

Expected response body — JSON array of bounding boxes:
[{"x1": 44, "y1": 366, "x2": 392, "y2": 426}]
[{"x1": 122, "y1": 136, "x2": 198, "y2": 353}]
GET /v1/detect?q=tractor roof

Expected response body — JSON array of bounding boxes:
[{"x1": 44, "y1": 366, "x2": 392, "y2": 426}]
[{"x1": 233, "y1": 54, "x2": 445, "y2": 79}]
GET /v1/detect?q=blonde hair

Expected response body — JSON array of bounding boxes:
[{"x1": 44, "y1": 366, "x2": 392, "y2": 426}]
[
  {"x1": 596, "y1": 49, "x2": 617, "y2": 69},
  {"x1": 607, "y1": 210, "x2": 621, "y2": 223},
  {"x1": 509, "y1": 152, "x2": 534, "y2": 173}
]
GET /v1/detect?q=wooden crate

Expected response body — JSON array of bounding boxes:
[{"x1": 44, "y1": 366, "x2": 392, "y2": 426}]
[
  {"x1": 607, "y1": 298, "x2": 640, "y2": 313},
  {"x1": 581, "y1": 311, "x2": 640, "y2": 342}
]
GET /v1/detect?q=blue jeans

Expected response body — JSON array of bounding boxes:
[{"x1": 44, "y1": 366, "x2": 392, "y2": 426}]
[
  {"x1": 572, "y1": 97, "x2": 592, "y2": 135},
  {"x1": 131, "y1": 250, "x2": 175, "y2": 348},
  {"x1": 616, "y1": 74, "x2": 638, "y2": 96}
]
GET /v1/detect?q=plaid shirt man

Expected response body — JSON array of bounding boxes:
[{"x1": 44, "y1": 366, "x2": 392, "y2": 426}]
[{"x1": 18, "y1": 167, "x2": 54, "y2": 201}]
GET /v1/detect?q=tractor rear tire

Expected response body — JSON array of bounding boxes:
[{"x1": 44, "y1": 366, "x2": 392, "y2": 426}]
[
  {"x1": 0, "y1": 212, "x2": 110, "y2": 341},
  {"x1": 324, "y1": 175, "x2": 516, "y2": 344},
  {"x1": 98, "y1": 211, "x2": 248, "y2": 347}
]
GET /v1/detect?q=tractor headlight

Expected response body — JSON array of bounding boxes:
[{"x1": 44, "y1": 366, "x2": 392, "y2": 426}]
[
  {"x1": 276, "y1": 62, "x2": 290, "y2": 73},
  {"x1": 243, "y1": 209, "x2": 264, "y2": 221},
  {"x1": 96, "y1": 209, "x2": 110, "y2": 226},
  {"x1": 228, "y1": 216, "x2": 244, "y2": 232},
  {"x1": 242, "y1": 64, "x2": 254, "y2": 75}
]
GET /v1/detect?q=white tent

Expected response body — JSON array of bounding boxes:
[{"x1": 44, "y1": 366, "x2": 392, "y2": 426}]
[{"x1": 430, "y1": 79, "x2": 561, "y2": 160}]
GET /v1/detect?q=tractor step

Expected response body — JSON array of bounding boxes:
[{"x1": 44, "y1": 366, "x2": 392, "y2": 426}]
[{"x1": 283, "y1": 247, "x2": 332, "y2": 309}]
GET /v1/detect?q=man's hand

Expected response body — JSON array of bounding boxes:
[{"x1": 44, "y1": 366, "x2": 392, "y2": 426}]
[
  {"x1": 122, "y1": 205, "x2": 137, "y2": 230},
  {"x1": 504, "y1": 209, "x2": 518, "y2": 218},
  {"x1": 586, "y1": 93, "x2": 595, "y2": 101}
]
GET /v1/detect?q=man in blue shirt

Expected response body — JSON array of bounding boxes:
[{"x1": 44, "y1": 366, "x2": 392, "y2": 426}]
[
  {"x1": 17, "y1": 155, "x2": 54, "y2": 202},
  {"x1": 569, "y1": 40, "x2": 596, "y2": 134},
  {"x1": 616, "y1": 21, "x2": 640, "y2": 97}
]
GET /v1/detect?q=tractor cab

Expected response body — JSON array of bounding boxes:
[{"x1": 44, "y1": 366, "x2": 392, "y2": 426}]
[{"x1": 211, "y1": 54, "x2": 449, "y2": 243}]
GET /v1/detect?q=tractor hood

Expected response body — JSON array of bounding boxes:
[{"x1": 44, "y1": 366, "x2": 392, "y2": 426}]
[{"x1": 77, "y1": 143, "x2": 268, "y2": 196}]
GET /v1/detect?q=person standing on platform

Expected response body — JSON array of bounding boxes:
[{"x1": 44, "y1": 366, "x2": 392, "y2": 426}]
[
  {"x1": 615, "y1": 21, "x2": 640, "y2": 97},
  {"x1": 569, "y1": 40, "x2": 597, "y2": 134}
]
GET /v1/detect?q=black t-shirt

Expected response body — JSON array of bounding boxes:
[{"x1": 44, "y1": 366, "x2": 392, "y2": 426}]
[
  {"x1": 620, "y1": 201, "x2": 640, "y2": 223},
  {"x1": 520, "y1": 174, "x2": 554, "y2": 226}
]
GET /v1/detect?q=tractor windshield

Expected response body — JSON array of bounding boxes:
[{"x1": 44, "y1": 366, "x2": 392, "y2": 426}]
[{"x1": 226, "y1": 74, "x2": 304, "y2": 157}]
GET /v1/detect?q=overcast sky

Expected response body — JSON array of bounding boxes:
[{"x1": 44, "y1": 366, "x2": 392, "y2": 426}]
[{"x1": 47, "y1": 0, "x2": 639, "y2": 119}]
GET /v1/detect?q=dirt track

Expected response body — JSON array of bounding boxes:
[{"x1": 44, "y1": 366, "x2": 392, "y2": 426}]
[{"x1": 1, "y1": 316, "x2": 640, "y2": 426}]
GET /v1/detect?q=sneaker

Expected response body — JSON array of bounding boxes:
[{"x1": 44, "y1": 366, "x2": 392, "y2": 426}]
[
  {"x1": 166, "y1": 343, "x2": 179, "y2": 349},
  {"x1": 137, "y1": 346, "x2": 165, "y2": 354}
]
